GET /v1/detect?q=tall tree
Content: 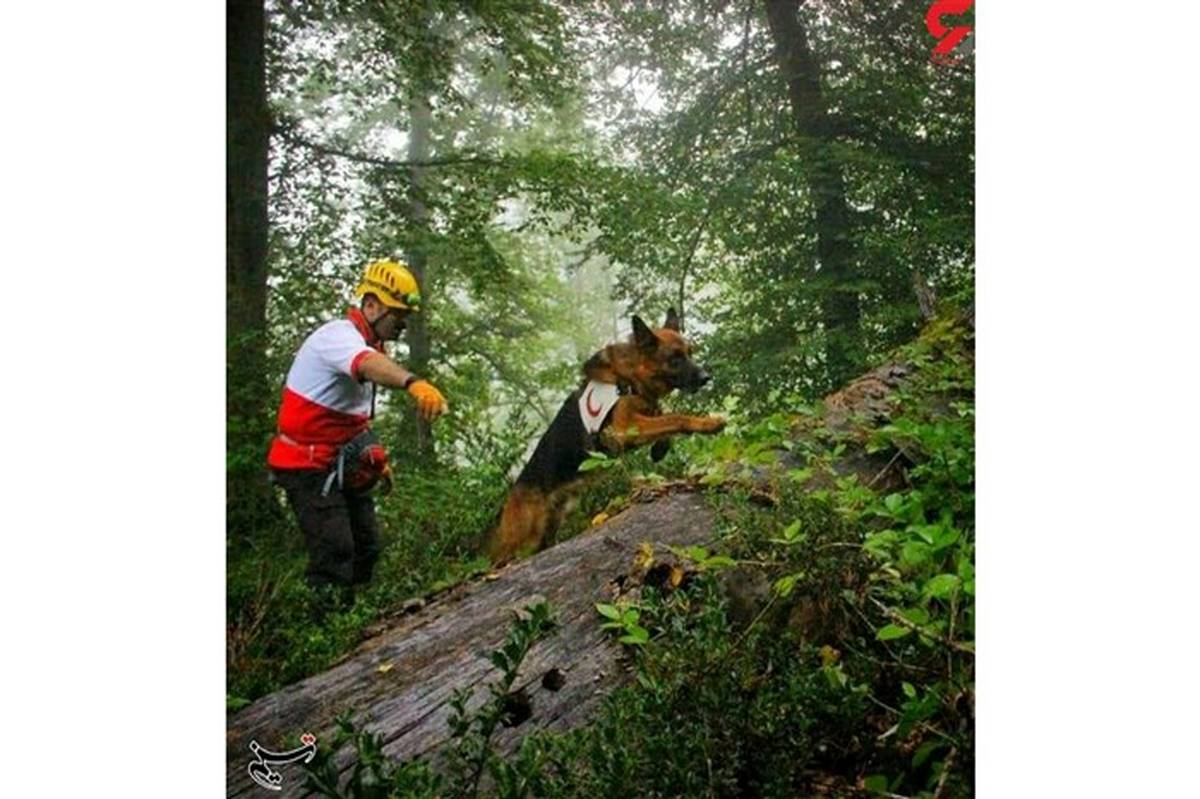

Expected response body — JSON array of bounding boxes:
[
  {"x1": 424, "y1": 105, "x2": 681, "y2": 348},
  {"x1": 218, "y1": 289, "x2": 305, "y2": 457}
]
[
  {"x1": 763, "y1": 0, "x2": 861, "y2": 388},
  {"x1": 227, "y1": 0, "x2": 275, "y2": 537},
  {"x1": 403, "y1": 94, "x2": 435, "y2": 457}
]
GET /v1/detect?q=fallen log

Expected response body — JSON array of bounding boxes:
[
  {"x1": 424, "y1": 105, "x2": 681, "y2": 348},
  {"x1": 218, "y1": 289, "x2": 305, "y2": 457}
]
[{"x1": 226, "y1": 492, "x2": 718, "y2": 797}]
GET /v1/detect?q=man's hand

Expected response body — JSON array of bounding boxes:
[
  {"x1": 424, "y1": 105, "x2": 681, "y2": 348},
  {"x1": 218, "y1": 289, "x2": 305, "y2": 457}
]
[{"x1": 407, "y1": 380, "x2": 448, "y2": 421}]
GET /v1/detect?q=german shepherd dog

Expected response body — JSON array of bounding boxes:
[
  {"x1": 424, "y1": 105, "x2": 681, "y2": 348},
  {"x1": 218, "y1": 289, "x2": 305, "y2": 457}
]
[{"x1": 483, "y1": 309, "x2": 726, "y2": 563}]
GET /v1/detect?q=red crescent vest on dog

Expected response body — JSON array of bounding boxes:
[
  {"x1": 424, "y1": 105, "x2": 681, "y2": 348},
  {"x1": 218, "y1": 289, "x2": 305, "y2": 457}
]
[{"x1": 578, "y1": 380, "x2": 621, "y2": 434}]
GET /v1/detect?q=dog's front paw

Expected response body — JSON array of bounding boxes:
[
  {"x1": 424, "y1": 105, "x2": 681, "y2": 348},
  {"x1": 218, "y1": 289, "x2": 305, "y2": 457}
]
[{"x1": 694, "y1": 415, "x2": 726, "y2": 434}]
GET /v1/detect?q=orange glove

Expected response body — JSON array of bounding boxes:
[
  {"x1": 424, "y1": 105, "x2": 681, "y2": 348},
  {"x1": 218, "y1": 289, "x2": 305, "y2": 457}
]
[{"x1": 407, "y1": 379, "x2": 448, "y2": 421}]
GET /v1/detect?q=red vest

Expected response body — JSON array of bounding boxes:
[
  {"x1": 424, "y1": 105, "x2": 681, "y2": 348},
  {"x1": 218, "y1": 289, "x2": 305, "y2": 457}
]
[{"x1": 267, "y1": 309, "x2": 383, "y2": 470}]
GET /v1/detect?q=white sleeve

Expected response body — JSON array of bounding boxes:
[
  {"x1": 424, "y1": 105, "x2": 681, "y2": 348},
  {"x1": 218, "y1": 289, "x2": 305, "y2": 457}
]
[{"x1": 313, "y1": 322, "x2": 375, "y2": 379}]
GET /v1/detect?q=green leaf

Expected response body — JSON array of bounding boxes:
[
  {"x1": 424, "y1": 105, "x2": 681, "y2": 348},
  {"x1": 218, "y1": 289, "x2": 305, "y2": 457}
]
[
  {"x1": 931, "y1": 525, "x2": 961, "y2": 550},
  {"x1": 876, "y1": 624, "x2": 912, "y2": 641},
  {"x1": 823, "y1": 664, "x2": 849, "y2": 689},
  {"x1": 913, "y1": 740, "x2": 944, "y2": 767},
  {"x1": 863, "y1": 774, "x2": 889, "y2": 793},
  {"x1": 226, "y1": 694, "x2": 251, "y2": 712},
  {"x1": 900, "y1": 540, "x2": 932, "y2": 567},
  {"x1": 899, "y1": 607, "x2": 929, "y2": 625},
  {"x1": 912, "y1": 524, "x2": 938, "y2": 544},
  {"x1": 619, "y1": 625, "x2": 649, "y2": 645},
  {"x1": 579, "y1": 454, "x2": 614, "y2": 472},
  {"x1": 901, "y1": 681, "x2": 917, "y2": 699},
  {"x1": 773, "y1": 572, "x2": 804, "y2": 598},
  {"x1": 864, "y1": 529, "x2": 900, "y2": 558},
  {"x1": 595, "y1": 603, "x2": 622, "y2": 621},
  {"x1": 924, "y1": 573, "x2": 962, "y2": 599},
  {"x1": 769, "y1": 520, "x2": 807, "y2": 545},
  {"x1": 787, "y1": 468, "x2": 812, "y2": 483}
]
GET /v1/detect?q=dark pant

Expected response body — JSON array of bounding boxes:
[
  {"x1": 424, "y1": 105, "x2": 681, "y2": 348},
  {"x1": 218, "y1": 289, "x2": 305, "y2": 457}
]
[{"x1": 273, "y1": 469, "x2": 382, "y2": 592}]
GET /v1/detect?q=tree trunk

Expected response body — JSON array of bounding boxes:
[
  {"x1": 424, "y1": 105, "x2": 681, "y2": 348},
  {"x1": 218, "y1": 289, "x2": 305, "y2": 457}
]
[
  {"x1": 763, "y1": 0, "x2": 863, "y2": 390},
  {"x1": 404, "y1": 96, "x2": 435, "y2": 459},
  {"x1": 227, "y1": 0, "x2": 276, "y2": 538},
  {"x1": 227, "y1": 0, "x2": 268, "y2": 338}
]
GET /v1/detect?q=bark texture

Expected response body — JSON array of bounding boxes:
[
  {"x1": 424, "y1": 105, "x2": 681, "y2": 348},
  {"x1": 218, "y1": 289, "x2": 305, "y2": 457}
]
[
  {"x1": 763, "y1": 0, "x2": 863, "y2": 389},
  {"x1": 227, "y1": 493, "x2": 718, "y2": 797},
  {"x1": 227, "y1": 0, "x2": 275, "y2": 532},
  {"x1": 227, "y1": 0, "x2": 269, "y2": 345}
]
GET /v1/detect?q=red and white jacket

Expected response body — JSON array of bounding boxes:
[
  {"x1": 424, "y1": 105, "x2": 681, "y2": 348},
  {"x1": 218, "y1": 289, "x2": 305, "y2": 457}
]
[{"x1": 267, "y1": 308, "x2": 385, "y2": 471}]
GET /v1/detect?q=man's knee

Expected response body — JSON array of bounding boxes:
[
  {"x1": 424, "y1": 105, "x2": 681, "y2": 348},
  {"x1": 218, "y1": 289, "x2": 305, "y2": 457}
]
[
  {"x1": 276, "y1": 471, "x2": 378, "y2": 588},
  {"x1": 294, "y1": 489, "x2": 356, "y2": 586}
]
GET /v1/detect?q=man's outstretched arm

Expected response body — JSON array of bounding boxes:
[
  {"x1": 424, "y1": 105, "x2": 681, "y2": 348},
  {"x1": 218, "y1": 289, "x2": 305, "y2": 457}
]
[{"x1": 357, "y1": 352, "x2": 448, "y2": 421}]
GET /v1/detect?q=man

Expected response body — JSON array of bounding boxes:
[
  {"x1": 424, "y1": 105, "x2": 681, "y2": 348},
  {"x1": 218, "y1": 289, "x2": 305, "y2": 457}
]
[{"x1": 267, "y1": 259, "x2": 448, "y2": 611}]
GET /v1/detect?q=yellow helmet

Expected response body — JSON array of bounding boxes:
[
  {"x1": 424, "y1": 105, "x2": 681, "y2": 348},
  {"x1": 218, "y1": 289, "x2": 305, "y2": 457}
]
[{"x1": 354, "y1": 259, "x2": 422, "y2": 311}]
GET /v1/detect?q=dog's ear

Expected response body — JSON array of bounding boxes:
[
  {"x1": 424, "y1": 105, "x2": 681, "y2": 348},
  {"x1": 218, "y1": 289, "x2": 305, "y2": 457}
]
[
  {"x1": 632, "y1": 315, "x2": 657, "y2": 351},
  {"x1": 663, "y1": 307, "x2": 682, "y2": 332}
]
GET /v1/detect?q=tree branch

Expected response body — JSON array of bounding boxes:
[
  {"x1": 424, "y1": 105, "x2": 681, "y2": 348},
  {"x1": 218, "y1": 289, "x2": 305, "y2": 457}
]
[
  {"x1": 456, "y1": 346, "x2": 553, "y2": 424},
  {"x1": 676, "y1": 211, "x2": 711, "y2": 327},
  {"x1": 932, "y1": 745, "x2": 958, "y2": 799},
  {"x1": 274, "y1": 122, "x2": 501, "y2": 170},
  {"x1": 869, "y1": 597, "x2": 974, "y2": 656}
]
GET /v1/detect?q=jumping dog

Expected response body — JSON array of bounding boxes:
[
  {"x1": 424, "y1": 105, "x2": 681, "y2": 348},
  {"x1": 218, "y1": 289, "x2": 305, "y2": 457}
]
[{"x1": 483, "y1": 309, "x2": 725, "y2": 563}]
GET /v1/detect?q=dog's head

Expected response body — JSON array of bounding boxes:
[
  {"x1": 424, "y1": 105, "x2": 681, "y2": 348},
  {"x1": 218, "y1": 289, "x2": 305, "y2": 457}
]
[{"x1": 630, "y1": 308, "x2": 712, "y2": 395}]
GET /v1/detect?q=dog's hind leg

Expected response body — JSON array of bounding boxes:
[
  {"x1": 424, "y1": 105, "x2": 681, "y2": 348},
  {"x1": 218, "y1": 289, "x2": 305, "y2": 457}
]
[
  {"x1": 542, "y1": 488, "x2": 580, "y2": 549},
  {"x1": 485, "y1": 484, "x2": 551, "y2": 564}
]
